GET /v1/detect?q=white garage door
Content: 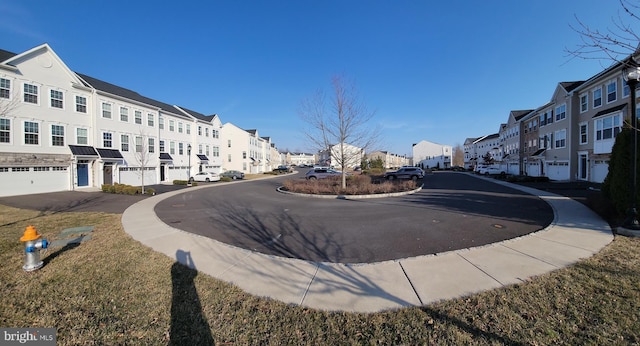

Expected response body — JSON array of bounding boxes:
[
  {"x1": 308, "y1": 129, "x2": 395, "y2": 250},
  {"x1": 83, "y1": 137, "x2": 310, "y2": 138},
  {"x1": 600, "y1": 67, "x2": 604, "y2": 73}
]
[
  {"x1": 592, "y1": 160, "x2": 609, "y2": 183},
  {"x1": 546, "y1": 161, "x2": 570, "y2": 181},
  {"x1": 0, "y1": 166, "x2": 70, "y2": 197}
]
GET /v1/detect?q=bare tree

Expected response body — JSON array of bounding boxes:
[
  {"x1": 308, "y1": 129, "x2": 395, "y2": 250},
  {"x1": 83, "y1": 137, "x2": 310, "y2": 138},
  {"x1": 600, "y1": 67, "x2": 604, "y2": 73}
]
[
  {"x1": 0, "y1": 89, "x2": 21, "y2": 118},
  {"x1": 299, "y1": 75, "x2": 382, "y2": 188},
  {"x1": 566, "y1": 0, "x2": 640, "y2": 64},
  {"x1": 133, "y1": 130, "x2": 152, "y2": 194},
  {"x1": 452, "y1": 143, "x2": 465, "y2": 167}
]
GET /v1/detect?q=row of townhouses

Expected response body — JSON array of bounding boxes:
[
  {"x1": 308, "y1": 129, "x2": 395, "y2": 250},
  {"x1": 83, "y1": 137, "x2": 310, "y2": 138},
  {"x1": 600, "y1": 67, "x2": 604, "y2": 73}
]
[
  {"x1": 0, "y1": 43, "x2": 282, "y2": 197},
  {"x1": 464, "y1": 58, "x2": 638, "y2": 183}
]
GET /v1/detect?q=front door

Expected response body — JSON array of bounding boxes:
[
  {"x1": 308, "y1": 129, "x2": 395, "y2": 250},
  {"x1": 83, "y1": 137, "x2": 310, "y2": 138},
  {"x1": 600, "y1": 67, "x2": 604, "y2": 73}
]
[
  {"x1": 160, "y1": 165, "x2": 166, "y2": 181},
  {"x1": 77, "y1": 163, "x2": 89, "y2": 186},
  {"x1": 580, "y1": 154, "x2": 587, "y2": 180},
  {"x1": 103, "y1": 165, "x2": 113, "y2": 185}
]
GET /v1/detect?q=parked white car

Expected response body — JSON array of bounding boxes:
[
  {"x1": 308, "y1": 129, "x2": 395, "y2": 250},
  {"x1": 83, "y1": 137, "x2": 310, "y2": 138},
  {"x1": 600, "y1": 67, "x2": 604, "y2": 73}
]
[
  {"x1": 190, "y1": 171, "x2": 221, "y2": 182},
  {"x1": 476, "y1": 166, "x2": 506, "y2": 176}
]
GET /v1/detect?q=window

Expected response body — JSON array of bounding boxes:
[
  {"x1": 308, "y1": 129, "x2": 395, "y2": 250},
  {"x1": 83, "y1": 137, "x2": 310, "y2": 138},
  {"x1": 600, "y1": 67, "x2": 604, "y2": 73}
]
[
  {"x1": 0, "y1": 118, "x2": 10, "y2": 143},
  {"x1": 212, "y1": 146, "x2": 219, "y2": 157},
  {"x1": 24, "y1": 121, "x2": 39, "y2": 144},
  {"x1": 178, "y1": 122, "x2": 183, "y2": 133},
  {"x1": 103, "y1": 132, "x2": 113, "y2": 148},
  {"x1": 205, "y1": 145, "x2": 210, "y2": 156},
  {"x1": 580, "y1": 123, "x2": 588, "y2": 144},
  {"x1": 159, "y1": 117, "x2": 164, "y2": 130},
  {"x1": 242, "y1": 151, "x2": 247, "y2": 159},
  {"x1": 213, "y1": 129, "x2": 219, "y2": 138},
  {"x1": 121, "y1": 134, "x2": 129, "y2": 151},
  {"x1": 120, "y1": 107, "x2": 129, "y2": 122},
  {"x1": 50, "y1": 90, "x2": 63, "y2": 108},
  {"x1": 186, "y1": 124, "x2": 191, "y2": 134},
  {"x1": 228, "y1": 154, "x2": 232, "y2": 162},
  {"x1": 623, "y1": 80, "x2": 631, "y2": 98},
  {"x1": 102, "y1": 103, "x2": 112, "y2": 119},
  {"x1": 23, "y1": 83, "x2": 38, "y2": 104},
  {"x1": 228, "y1": 139, "x2": 231, "y2": 148},
  {"x1": 198, "y1": 144, "x2": 203, "y2": 154},
  {"x1": 75, "y1": 96, "x2": 87, "y2": 113},
  {"x1": 169, "y1": 141, "x2": 175, "y2": 155},
  {"x1": 147, "y1": 113, "x2": 154, "y2": 127},
  {"x1": 1, "y1": 78, "x2": 11, "y2": 99},
  {"x1": 554, "y1": 129, "x2": 566, "y2": 148},
  {"x1": 607, "y1": 80, "x2": 617, "y2": 103},
  {"x1": 205, "y1": 128, "x2": 209, "y2": 137},
  {"x1": 76, "y1": 128, "x2": 88, "y2": 145},
  {"x1": 580, "y1": 93, "x2": 588, "y2": 113},
  {"x1": 593, "y1": 87, "x2": 602, "y2": 108},
  {"x1": 148, "y1": 138, "x2": 155, "y2": 153},
  {"x1": 596, "y1": 114, "x2": 622, "y2": 140},
  {"x1": 555, "y1": 104, "x2": 566, "y2": 121},
  {"x1": 179, "y1": 142, "x2": 184, "y2": 155},
  {"x1": 159, "y1": 140, "x2": 165, "y2": 152},
  {"x1": 135, "y1": 110, "x2": 142, "y2": 124},
  {"x1": 198, "y1": 126, "x2": 202, "y2": 136},
  {"x1": 135, "y1": 136, "x2": 143, "y2": 153},
  {"x1": 51, "y1": 125, "x2": 64, "y2": 146},
  {"x1": 169, "y1": 120, "x2": 175, "y2": 132}
]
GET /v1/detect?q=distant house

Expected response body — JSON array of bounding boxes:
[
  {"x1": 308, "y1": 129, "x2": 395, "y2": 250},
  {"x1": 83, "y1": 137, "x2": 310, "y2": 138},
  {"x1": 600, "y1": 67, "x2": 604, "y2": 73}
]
[
  {"x1": 367, "y1": 151, "x2": 409, "y2": 169},
  {"x1": 412, "y1": 140, "x2": 452, "y2": 169}
]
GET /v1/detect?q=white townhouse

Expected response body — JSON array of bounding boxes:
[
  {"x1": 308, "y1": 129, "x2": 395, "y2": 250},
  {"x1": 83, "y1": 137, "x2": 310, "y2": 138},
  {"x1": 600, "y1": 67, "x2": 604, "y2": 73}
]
[
  {"x1": 287, "y1": 152, "x2": 316, "y2": 166},
  {"x1": 367, "y1": 150, "x2": 409, "y2": 169},
  {"x1": 412, "y1": 140, "x2": 452, "y2": 170},
  {"x1": 220, "y1": 124, "x2": 271, "y2": 174},
  {"x1": 0, "y1": 44, "x2": 94, "y2": 196},
  {"x1": 317, "y1": 143, "x2": 363, "y2": 170},
  {"x1": 463, "y1": 137, "x2": 482, "y2": 170},
  {"x1": 0, "y1": 43, "x2": 279, "y2": 196}
]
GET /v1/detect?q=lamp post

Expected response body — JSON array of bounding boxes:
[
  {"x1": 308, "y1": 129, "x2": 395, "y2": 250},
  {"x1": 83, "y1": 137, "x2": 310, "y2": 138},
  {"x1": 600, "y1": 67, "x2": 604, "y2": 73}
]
[
  {"x1": 187, "y1": 144, "x2": 192, "y2": 183},
  {"x1": 622, "y1": 61, "x2": 640, "y2": 231}
]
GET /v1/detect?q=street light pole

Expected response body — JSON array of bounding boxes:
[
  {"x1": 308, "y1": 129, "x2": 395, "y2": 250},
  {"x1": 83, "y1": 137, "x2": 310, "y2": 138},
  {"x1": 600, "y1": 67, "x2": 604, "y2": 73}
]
[
  {"x1": 622, "y1": 61, "x2": 640, "y2": 231},
  {"x1": 187, "y1": 144, "x2": 192, "y2": 183}
]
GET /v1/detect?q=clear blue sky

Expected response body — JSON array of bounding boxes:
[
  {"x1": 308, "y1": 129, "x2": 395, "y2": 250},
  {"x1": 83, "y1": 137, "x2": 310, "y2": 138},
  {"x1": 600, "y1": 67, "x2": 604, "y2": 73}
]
[{"x1": 0, "y1": 1, "x2": 630, "y2": 156}]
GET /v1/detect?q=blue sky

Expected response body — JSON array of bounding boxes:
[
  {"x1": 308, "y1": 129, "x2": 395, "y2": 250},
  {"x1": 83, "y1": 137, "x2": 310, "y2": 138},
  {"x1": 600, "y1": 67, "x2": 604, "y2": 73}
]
[{"x1": 0, "y1": 1, "x2": 631, "y2": 156}]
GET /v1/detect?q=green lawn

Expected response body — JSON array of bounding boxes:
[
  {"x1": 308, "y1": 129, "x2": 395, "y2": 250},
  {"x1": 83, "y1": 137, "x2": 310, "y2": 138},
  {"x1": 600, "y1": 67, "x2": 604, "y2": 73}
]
[{"x1": 1, "y1": 204, "x2": 639, "y2": 345}]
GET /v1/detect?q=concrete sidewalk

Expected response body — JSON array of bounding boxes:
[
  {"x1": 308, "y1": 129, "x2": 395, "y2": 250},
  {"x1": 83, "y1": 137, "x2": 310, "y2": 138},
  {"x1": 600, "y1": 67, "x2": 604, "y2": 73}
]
[{"x1": 122, "y1": 178, "x2": 613, "y2": 313}]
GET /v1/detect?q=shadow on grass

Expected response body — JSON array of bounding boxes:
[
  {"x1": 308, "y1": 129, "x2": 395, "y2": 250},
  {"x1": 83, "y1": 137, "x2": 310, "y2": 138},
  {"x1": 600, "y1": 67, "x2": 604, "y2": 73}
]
[{"x1": 170, "y1": 250, "x2": 214, "y2": 345}]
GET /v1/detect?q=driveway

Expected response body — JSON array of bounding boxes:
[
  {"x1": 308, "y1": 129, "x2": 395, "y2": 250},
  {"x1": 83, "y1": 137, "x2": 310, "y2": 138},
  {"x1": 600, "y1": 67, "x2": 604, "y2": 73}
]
[{"x1": 155, "y1": 171, "x2": 554, "y2": 263}]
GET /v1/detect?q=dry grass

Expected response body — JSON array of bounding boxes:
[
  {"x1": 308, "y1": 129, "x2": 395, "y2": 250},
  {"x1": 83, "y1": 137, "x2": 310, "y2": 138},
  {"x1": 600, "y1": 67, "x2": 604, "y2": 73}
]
[
  {"x1": 1, "y1": 204, "x2": 639, "y2": 345},
  {"x1": 282, "y1": 175, "x2": 418, "y2": 195}
]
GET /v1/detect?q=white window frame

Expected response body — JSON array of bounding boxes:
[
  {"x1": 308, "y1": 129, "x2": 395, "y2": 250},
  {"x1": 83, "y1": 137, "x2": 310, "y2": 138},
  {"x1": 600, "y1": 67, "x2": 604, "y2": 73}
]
[
  {"x1": 595, "y1": 114, "x2": 622, "y2": 141},
  {"x1": 580, "y1": 93, "x2": 588, "y2": 113},
  {"x1": 24, "y1": 120, "x2": 40, "y2": 145},
  {"x1": 579, "y1": 122, "x2": 588, "y2": 145},
  {"x1": 169, "y1": 120, "x2": 175, "y2": 132},
  {"x1": 0, "y1": 117, "x2": 11, "y2": 144},
  {"x1": 23, "y1": 83, "x2": 39, "y2": 104},
  {"x1": 135, "y1": 136, "x2": 143, "y2": 153},
  {"x1": 148, "y1": 138, "x2": 155, "y2": 153},
  {"x1": 102, "y1": 102, "x2": 112, "y2": 119},
  {"x1": 51, "y1": 124, "x2": 65, "y2": 146},
  {"x1": 75, "y1": 95, "x2": 87, "y2": 113},
  {"x1": 554, "y1": 129, "x2": 566, "y2": 149},
  {"x1": 0, "y1": 78, "x2": 10, "y2": 99},
  {"x1": 76, "y1": 128, "x2": 88, "y2": 145},
  {"x1": 50, "y1": 89, "x2": 64, "y2": 109},
  {"x1": 593, "y1": 87, "x2": 602, "y2": 108},
  {"x1": 121, "y1": 134, "x2": 130, "y2": 152},
  {"x1": 103, "y1": 132, "x2": 113, "y2": 148},
  {"x1": 147, "y1": 113, "x2": 154, "y2": 127},
  {"x1": 606, "y1": 79, "x2": 617, "y2": 103},
  {"x1": 120, "y1": 107, "x2": 129, "y2": 122},
  {"x1": 134, "y1": 110, "x2": 142, "y2": 124}
]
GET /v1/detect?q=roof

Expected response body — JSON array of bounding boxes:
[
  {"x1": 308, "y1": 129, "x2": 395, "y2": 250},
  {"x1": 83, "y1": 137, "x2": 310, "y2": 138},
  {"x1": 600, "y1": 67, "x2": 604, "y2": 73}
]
[
  {"x1": 531, "y1": 148, "x2": 546, "y2": 157},
  {"x1": 96, "y1": 148, "x2": 124, "y2": 159},
  {"x1": 511, "y1": 110, "x2": 533, "y2": 121},
  {"x1": 560, "y1": 81, "x2": 585, "y2": 93},
  {"x1": 196, "y1": 154, "x2": 209, "y2": 161},
  {"x1": 68, "y1": 145, "x2": 98, "y2": 156},
  {"x1": 159, "y1": 153, "x2": 173, "y2": 160},
  {"x1": 0, "y1": 49, "x2": 17, "y2": 63},
  {"x1": 593, "y1": 104, "x2": 626, "y2": 118}
]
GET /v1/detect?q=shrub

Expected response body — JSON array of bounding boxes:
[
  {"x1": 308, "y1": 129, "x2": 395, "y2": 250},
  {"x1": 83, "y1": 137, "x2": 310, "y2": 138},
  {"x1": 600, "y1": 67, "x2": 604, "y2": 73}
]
[
  {"x1": 220, "y1": 177, "x2": 232, "y2": 182},
  {"x1": 173, "y1": 180, "x2": 189, "y2": 185},
  {"x1": 282, "y1": 176, "x2": 417, "y2": 195},
  {"x1": 145, "y1": 188, "x2": 155, "y2": 195},
  {"x1": 603, "y1": 128, "x2": 640, "y2": 216}
]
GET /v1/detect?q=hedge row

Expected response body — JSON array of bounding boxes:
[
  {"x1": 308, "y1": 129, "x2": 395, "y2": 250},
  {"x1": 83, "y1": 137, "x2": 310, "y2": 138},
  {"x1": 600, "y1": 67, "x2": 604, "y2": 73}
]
[{"x1": 101, "y1": 183, "x2": 155, "y2": 195}]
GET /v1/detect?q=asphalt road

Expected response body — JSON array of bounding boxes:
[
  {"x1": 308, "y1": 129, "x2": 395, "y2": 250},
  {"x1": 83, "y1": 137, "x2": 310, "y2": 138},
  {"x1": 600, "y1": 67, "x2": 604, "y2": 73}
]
[{"x1": 156, "y1": 171, "x2": 554, "y2": 263}]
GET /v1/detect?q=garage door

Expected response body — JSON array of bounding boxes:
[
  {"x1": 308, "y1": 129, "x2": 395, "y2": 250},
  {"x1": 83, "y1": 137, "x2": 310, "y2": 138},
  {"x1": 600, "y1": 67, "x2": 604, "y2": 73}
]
[
  {"x1": 592, "y1": 160, "x2": 609, "y2": 183},
  {"x1": 546, "y1": 161, "x2": 570, "y2": 181}
]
